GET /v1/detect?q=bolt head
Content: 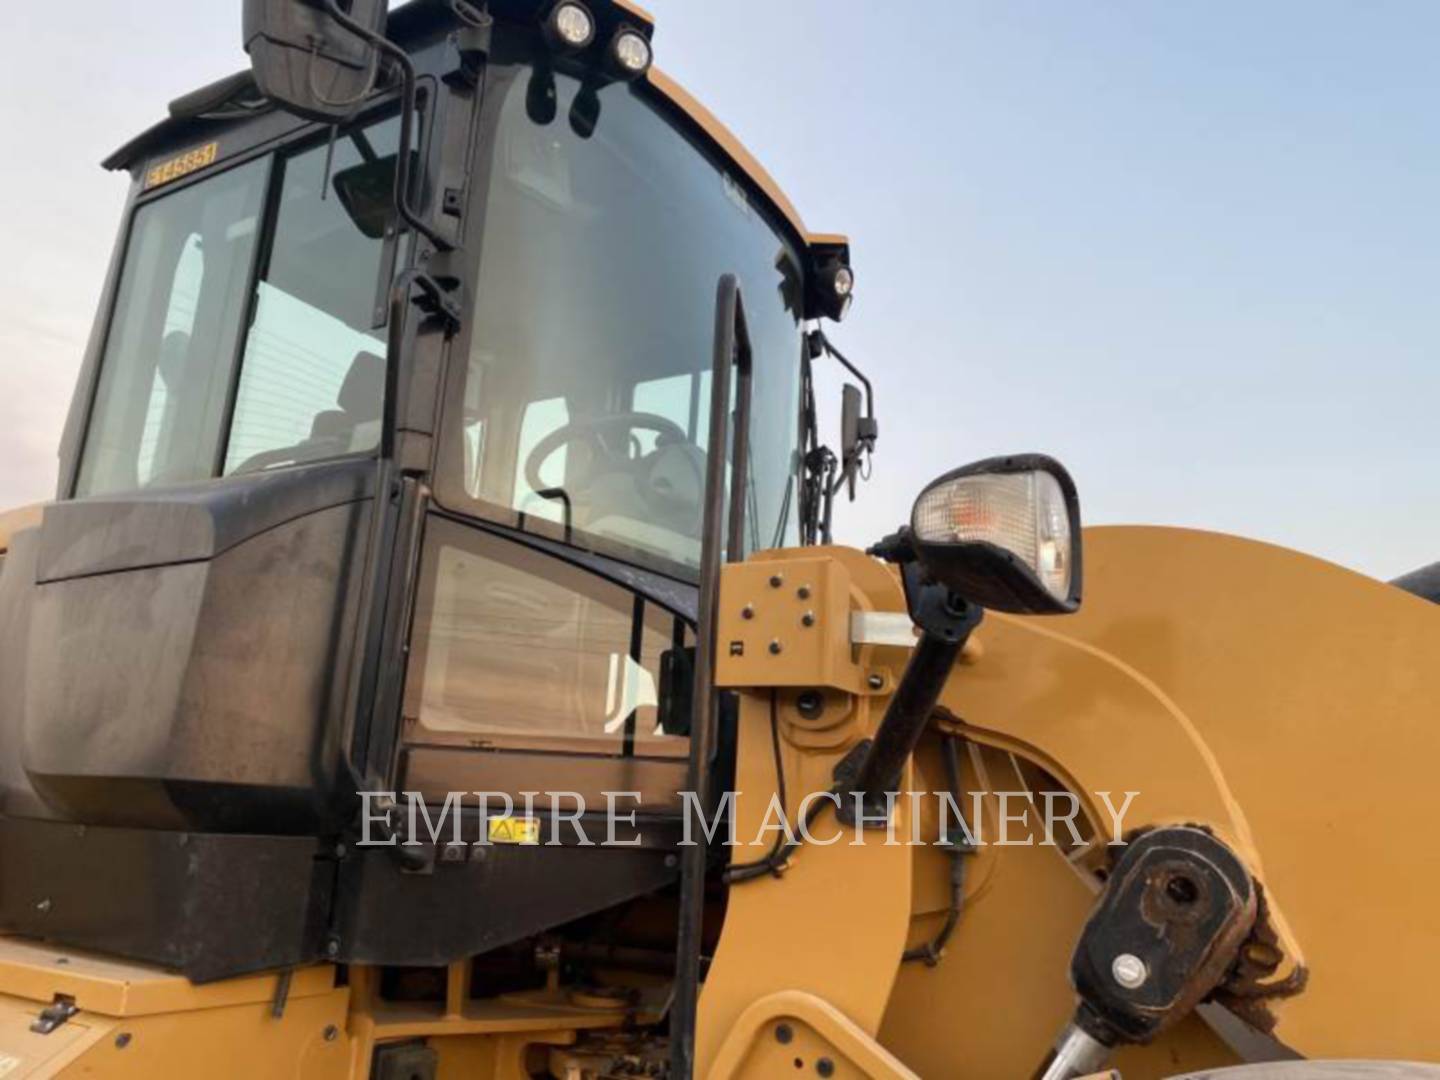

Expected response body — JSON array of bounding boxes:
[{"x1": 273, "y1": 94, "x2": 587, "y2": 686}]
[
  {"x1": 1111, "y1": 952, "x2": 1148, "y2": 989},
  {"x1": 867, "y1": 673, "x2": 885, "y2": 690},
  {"x1": 768, "y1": 640, "x2": 783, "y2": 655},
  {"x1": 769, "y1": 574, "x2": 784, "y2": 588}
]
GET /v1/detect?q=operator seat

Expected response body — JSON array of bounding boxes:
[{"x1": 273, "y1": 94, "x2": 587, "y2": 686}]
[
  {"x1": 230, "y1": 349, "x2": 385, "y2": 473},
  {"x1": 313, "y1": 349, "x2": 384, "y2": 453},
  {"x1": 1391, "y1": 562, "x2": 1440, "y2": 604}
]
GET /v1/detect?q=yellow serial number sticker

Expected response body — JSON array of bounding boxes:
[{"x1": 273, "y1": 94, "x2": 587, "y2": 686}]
[
  {"x1": 145, "y1": 142, "x2": 219, "y2": 190},
  {"x1": 487, "y1": 816, "x2": 540, "y2": 845}
]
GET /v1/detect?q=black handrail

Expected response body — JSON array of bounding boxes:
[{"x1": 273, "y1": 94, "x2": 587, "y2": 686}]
[{"x1": 670, "y1": 275, "x2": 753, "y2": 1079}]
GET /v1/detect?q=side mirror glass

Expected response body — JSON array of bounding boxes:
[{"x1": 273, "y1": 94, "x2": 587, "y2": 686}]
[
  {"x1": 243, "y1": 0, "x2": 388, "y2": 123},
  {"x1": 909, "y1": 453, "x2": 1082, "y2": 615},
  {"x1": 332, "y1": 152, "x2": 410, "y2": 239},
  {"x1": 840, "y1": 384, "x2": 863, "y2": 499}
]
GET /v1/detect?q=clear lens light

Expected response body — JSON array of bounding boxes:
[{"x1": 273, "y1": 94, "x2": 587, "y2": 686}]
[
  {"x1": 913, "y1": 470, "x2": 1074, "y2": 599},
  {"x1": 613, "y1": 30, "x2": 652, "y2": 74},
  {"x1": 833, "y1": 266, "x2": 855, "y2": 298},
  {"x1": 552, "y1": 3, "x2": 595, "y2": 48}
]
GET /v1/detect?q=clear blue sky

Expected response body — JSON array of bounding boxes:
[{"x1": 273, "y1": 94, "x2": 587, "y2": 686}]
[{"x1": 0, "y1": 1, "x2": 1435, "y2": 578}]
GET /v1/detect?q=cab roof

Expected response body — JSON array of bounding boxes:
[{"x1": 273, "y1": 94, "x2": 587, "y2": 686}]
[{"x1": 105, "y1": 0, "x2": 848, "y2": 263}]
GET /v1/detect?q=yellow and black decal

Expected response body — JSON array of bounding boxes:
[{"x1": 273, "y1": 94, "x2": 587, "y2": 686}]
[{"x1": 144, "y1": 142, "x2": 220, "y2": 190}]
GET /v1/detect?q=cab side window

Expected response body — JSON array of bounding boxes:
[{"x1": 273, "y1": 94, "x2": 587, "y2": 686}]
[
  {"x1": 225, "y1": 117, "x2": 400, "y2": 474},
  {"x1": 74, "y1": 113, "x2": 402, "y2": 498},
  {"x1": 404, "y1": 518, "x2": 691, "y2": 760},
  {"x1": 76, "y1": 161, "x2": 266, "y2": 496}
]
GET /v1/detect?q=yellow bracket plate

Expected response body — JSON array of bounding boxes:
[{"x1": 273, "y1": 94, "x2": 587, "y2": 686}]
[{"x1": 714, "y1": 558, "x2": 864, "y2": 693}]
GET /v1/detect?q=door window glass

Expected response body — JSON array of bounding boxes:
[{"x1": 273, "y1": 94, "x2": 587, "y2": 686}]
[
  {"x1": 76, "y1": 160, "x2": 267, "y2": 496},
  {"x1": 404, "y1": 519, "x2": 691, "y2": 759},
  {"x1": 224, "y1": 116, "x2": 399, "y2": 474}
]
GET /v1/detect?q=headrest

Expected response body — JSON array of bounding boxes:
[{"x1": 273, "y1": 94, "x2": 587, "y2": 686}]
[{"x1": 338, "y1": 350, "x2": 385, "y2": 419}]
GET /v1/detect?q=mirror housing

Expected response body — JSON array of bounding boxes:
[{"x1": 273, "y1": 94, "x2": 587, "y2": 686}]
[
  {"x1": 243, "y1": 0, "x2": 388, "y2": 123},
  {"x1": 908, "y1": 453, "x2": 1082, "y2": 615}
]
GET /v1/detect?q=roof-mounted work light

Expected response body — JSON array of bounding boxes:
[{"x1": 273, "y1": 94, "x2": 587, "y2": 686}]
[
  {"x1": 814, "y1": 258, "x2": 855, "y2": 322},
  {"x1": 607, "y1": 26, "x2": 653, "y2": 80},
  {"x1": 544, "y1": 1, "x2": 596, "y2": 52}
]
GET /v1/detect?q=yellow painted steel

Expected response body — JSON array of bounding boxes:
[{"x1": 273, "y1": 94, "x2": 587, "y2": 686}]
[
  {"x1": 0, "y1": 939, "x2": 350, "y2": 1078},
  {"x1": 697, "y1": 549, "x2": 912, "y2": 1075},
  {"x1": 1057, "y1": 526, "x2": 1440, "y2": 1061},
  {"x1": 880, "y1": 739, "x2": 1242, "y2": 1078}
]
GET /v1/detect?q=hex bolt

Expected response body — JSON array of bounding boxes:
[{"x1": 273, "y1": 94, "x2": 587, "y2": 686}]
[
  {"x1": 775, "y1": 1023, "x2": 794, "y2": 1044},
  {"x1": 867, "y1": 673, "x2": 885, "y2": 691},
  {"x1": 801, "y1": 611, "x2": 816, "y2": 627},
  {"x1": 816, "y1": 1059, "x2": 835, "y2": 1078},
  {"x1": 769, "y1": 574, "x2": 785, "y2": 588},
  {"x1": 1111, "y1": 952, "x2": 1148, "y2": 989},
  {"x1": 769, "y1": 639, "x2": 783, "y2": 655}
]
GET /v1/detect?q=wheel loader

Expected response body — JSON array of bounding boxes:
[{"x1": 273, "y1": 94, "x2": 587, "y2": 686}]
[{"x1": 1, "y1": 2, "x2": 1438, "y2": 1078}]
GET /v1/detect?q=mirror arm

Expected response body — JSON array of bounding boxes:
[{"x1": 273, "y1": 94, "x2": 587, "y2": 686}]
[
  {"x1": 322, "y1": 0, "x2": 453, "y2": 253},
  {"x1": 810, "y1": 329, "x2": 877, "y2": 441},
  {"x1": 837, "y1": 560, "x2": 982, "y2": 826}
]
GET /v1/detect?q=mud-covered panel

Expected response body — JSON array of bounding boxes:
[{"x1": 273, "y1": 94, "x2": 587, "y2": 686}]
[
  {"x1": 34, "y1": 459, "x2": 373, "y2": 583},
  {"x1": 0, "y1": 818, "x2": 331, "y2": 982},
  {"x1": 0, "y1": 529, "x2": 50, "y2": 821},
  {"x1": 20, "y1": 498, "x2": 370, "y2": 833}
]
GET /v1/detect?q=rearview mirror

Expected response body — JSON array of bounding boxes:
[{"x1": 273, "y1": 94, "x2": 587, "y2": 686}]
[
  {"x1": 332, "y1": 153, "x2": 407, "y2": 239},
  {"x1": 909, "y1": 453, "x2": 1082, "y2": 615},
  {"x1": 243, "y1": 0, "x2": 388, "y2": 123},
  {"x1": 840, "y1": 384, "x2": 863, "y2": 499}
]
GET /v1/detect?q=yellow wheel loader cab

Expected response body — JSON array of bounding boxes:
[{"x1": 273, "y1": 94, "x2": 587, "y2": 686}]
[{"x1": 0, "y1": 1, "x2": 1436, "y2": 1077}]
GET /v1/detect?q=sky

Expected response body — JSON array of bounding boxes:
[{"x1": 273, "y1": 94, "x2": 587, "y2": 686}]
[{"x1": 0, "y1": 1, "x2": 1435, "y2": 579}]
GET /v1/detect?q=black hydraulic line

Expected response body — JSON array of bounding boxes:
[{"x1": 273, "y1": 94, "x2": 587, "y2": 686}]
[
  {"x1": 670, "y1": 276, "x2": 752, "y2": 1080},
  {"x1": 902, "y1": 733, "x2": 974, "y2": 965}
]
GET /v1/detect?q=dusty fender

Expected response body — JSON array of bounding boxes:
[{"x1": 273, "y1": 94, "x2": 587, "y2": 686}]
[{"x1": 888, "y1": 525, "x2": 1440, "y2": 1074}]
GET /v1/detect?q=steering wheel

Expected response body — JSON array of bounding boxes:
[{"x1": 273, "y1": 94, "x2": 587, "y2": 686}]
[{"x1": 523, "y1": 412, "x2": 704, "y2": 521}]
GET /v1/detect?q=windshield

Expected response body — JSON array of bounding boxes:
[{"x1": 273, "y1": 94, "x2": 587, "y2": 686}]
[{"x1": 435, "y1": 49, "x2": 805, "y2": 579}]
